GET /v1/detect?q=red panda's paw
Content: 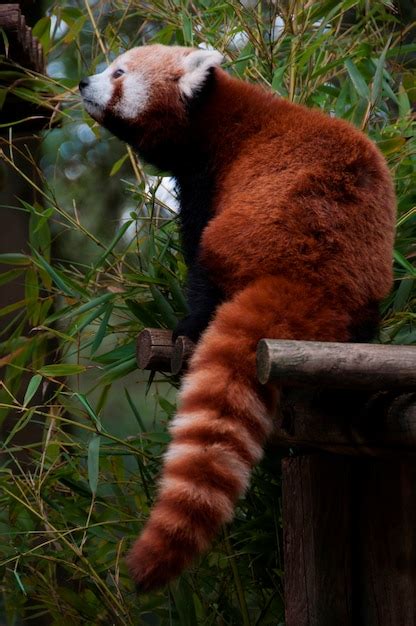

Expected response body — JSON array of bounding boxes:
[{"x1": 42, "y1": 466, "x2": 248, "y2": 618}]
[{"x1": 173, "y1": 313, "x2": 210, "y2": 343}]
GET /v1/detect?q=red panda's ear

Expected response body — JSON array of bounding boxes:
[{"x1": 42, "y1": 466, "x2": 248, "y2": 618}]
[{"x1": 180, "y1": 49, "x2": 224, "y2": 97}]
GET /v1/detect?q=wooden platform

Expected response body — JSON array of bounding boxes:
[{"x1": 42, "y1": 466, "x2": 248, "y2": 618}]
[
  {"x1": 136, "y1": 328, "x2": 416, "y2": 625},
  {"x1": 0, "y1": 3, "x2": 48, "y2": 131},
  {"x1": 0, "y1": 4, "x2": 44, "y2": 73}
]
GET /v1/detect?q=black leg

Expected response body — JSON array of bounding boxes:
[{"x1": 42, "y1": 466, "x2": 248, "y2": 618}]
[{"x1": 173, "y1": 262, "x2": 223, "y2": 343}]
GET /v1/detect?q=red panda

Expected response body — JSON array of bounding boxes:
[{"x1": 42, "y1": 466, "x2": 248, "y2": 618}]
[{"x1": 79, "y1": 44, "x2": 396, "y2": 591}]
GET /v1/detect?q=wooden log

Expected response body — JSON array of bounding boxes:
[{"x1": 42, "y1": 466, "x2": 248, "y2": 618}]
[
  {"x1": 0, "y1": 4, "x2": 21, "y2": 30},
  {"x1": 283, "y1": 455, "x2": 416, "y2": 625},
  {"x1": 136, "y1": 328, "x2": 173, "y2": 371},
  {"x1": 272, "y1": 389, "x2": 416, "y2": 456},
  {"x1": 283, "y1": 455, "x2": 352, "y2": 626},
  {"x1": 352, "y1": 459, "x2": 416, "y2": 625},
  {"x1": 257, "y1": 339, "x2": 416, "y2": 389},
  {"x1": 134, "y1": 331, "x2": 416, "y2": 454},
  {"x1": 171, "y1": 335, "x2": 195, "y2": 375},
  {"x1": 0, "y1": 4, "x2": 44, "y2": 73},
  {"x1": 136, "y1": 328, "x2": 195, "y2": 373}
]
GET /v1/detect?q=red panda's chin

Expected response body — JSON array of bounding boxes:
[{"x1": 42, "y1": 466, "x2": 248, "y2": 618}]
[{"x1": 83, "y1": 100, "x2": 105, "y2": 122}]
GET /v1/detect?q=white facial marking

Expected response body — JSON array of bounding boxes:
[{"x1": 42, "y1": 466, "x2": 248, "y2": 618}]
[
  {"x1": 81, "y1": 53, "x2": 149, "y2": 121},
  {"x1": 81, "y1": 45, "x2": 224, "y2": 122},
  {"x1": 113, "y1": 72, "x2": 150, "y2": 120},
  {"x1": 179, "y1": 48, "x2": 224, "y2": 97},
  {"x1": 81, "y1": 66, "x2": 113, "y2": 118}
]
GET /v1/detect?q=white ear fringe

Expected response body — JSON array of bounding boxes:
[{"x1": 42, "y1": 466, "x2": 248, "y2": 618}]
[{"x1": 180, "y1": 49, "x2": 224, "y2": 98}]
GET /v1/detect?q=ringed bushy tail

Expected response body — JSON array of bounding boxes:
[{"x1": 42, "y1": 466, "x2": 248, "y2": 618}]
[{"x1": 127, "y1": 275, "x2": 352, "y2": 591}]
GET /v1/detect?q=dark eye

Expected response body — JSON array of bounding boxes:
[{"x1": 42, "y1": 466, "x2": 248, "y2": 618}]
[{"x1": 112, "y1": 69, "x2": 125, "y2": 79}]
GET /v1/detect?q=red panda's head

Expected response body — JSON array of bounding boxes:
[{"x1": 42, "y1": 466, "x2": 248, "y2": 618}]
[{"x1": 79, "y1": 44, "x2": 224, "y2": 168}]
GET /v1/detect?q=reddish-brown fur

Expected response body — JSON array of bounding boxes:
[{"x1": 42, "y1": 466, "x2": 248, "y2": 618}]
[{"x1": 89, "y1": 50, "x2": 396, "y2": 590}]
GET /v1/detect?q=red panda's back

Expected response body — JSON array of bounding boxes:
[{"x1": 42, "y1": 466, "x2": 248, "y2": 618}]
[{"x1": 200, "y1": 85, "x2": 396, "y2": 309}]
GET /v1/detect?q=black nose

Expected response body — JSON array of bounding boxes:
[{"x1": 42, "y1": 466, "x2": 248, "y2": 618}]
[{"x1": 79, "y1": 77, "x2": 90, "y2": 92}]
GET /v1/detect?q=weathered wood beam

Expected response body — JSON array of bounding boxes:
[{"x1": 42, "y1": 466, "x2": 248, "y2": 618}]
[
  {"x1": 259, "y1": 338, "x2": 416, "y2": 455},
  {"x1": 136, "y1": 328, "x2": 174, "y2": 371},
  {"x1": 283, "y1": 455, "x2": 352, "y2": 626},
  {"x1": 136, "y1": 330, "x2": 416, "y2": 454},
  {"x1": 352, "y1": 458, "x2": 416, "y2": 624},
  {"x1": 136, "y1": 328, "x2": 195, "y2": 373},
  {"x1": 282, "y1": 454, "x2": 416, "y2": 625},
  {"x1": 257, "y1": 339, "x2": 416, "y2": 390},
  {"x1": 272, "y1": 388, "x2": 416, "y2": 456},
  {"x1": 0, "y1": 4, "x2": 49, "y2": 132},
  {"x1": 171, "y1": 335, "x2": 195, "y2": 375},
  {"x1": 0, "y1": 4, "x2": 44, "y2": 73}
]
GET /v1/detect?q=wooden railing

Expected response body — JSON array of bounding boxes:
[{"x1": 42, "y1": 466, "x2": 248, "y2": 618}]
[
  {"x1": 137, "y1": 328, "x2": 416, "y2": 626},
  {"x1": 0, "y1": 4, "x2": 48, "y2": 130},
  {"x1": 0, "y1": 4, "x2": 44, "y2": 73}
]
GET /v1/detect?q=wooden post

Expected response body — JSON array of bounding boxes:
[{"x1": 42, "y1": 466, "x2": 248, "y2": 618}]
[
  {"x1": 258, "y1": 339, "x2": 416, "y2": 626},
  {"x1": 0, "y1": 4, "x2": 48, "y2": 131},
  {"x1": 136, "y1": 328, "x2": 173, "y2": 370},
  {"x1": 271, "y1": 388, "x2": 416, "y2": 456},
  {"x1": 0, "y1": 4, "x2": 44, "y2": 73},
  {"x1": 0, "y1": 2, "x2": 50, "y2": 479},
  {"x1": 171, "y1": 335, "x2": 195, "y2": 375},
  {"x1": 283, "y1": 455, "x2": 352, "y2": 626},
  {"x1": 352, "y1": 459, "x2": 416, "y2": 625},
  {"x1": 283, "y1": 456, "x2": 416, "y2": 626},
  {"x1": 136, "y1": 331, "x2": 416, "y2": 624},
  {"x1": 136, "y1": 328, "x2": 194, "y2": 373}
]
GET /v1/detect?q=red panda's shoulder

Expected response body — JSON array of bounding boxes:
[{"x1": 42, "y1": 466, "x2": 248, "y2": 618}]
[{"x1": 207, "y1": 71, "x2": 382, "y2": 170}]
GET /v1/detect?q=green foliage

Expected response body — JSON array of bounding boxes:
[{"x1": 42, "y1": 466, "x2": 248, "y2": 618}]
[{"x1": 0, "y1": 0, "x2": 415, "y2": 623}]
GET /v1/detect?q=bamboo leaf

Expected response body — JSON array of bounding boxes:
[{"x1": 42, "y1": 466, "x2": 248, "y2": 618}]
[
  {"x1": 87, "y1": 434, "x2": 101, "y2": 495},
  {"x1": 109, "y1": 153, "x2": 129, "y2": 176},
  {"x1": 93, "y1": 341, "x2": 135, "y2": 364},
  {"x1": 125, "y1": 388, "x2": 146, "y2": 432},
  {"x1": 394, "y1": 250, "x2": 416, "y2": 277},
  {"x1": 0, "y1": 269, "x2": 23, "y2": 286},
  {"x1": 150, "y1": 285, "x2": 178, "y2": 327},
  {"x1": 3, "y1": 408, "x2": 35, "y2": 445},
  {"x1": 144, "y1": 432, "x2": 171, "y2": 444},
  {"x1": 398, "y1": 83, "x2": 411, "y2": 118},
  {"x1": 377, "y1": 136, "x2": 406, "y2": 156},
  {"x1": 32, "y1": 16, "x2": 51, "y2": 53},
  {"x1": 392, "y1": 279, "x2": 413, "y2": 312},
  {"x1": 62, "y1": 293, "x2": 114, "y2": 320},
  {"x1": 371, "y1": 38, "x2": 391, "y2": 106},
  {"x1": 25, "y1": 268, "x2": 39, "y2": 303},
  {"x1": 345, "y1": 59, "x2": 370, "y2": 100},
  {"x1": 90, "y1": 303, "x2": 113, "y2": 355},
  {"x1": 0, "y1": 253, "x2": 30, "y2": 266},
  {"x1": 68, "y1": 303, "x2": 109, "y2": 337},
  {"x1": 182, "y1": 11, "x2": 193, "y2": 45},
  {"x1": 37, "y1": 364, "x2": 86, "y2": 376},
  {"x1": 125, "y1": 299, "x2": 157, "y2": 327},
  {"x1": 0, "y1": 299, "x2": 27, "y2": 318},
  {"x1": 166, "y1": 276, "x2": 188, "y2": 314},
  {"x1": 89, "y1": 221, "x2": 133, "y2": 274},
  {"x1": 74, "y1": 392, "x2": 102, "y2": 431},
  {"x1": 23, "y1": 374, "x2": 42, "y2": 407},
  {"x1": 13, "y1": 570, "x2": 27, "y2": 595},
  {"x1": 32, "y1": 250, "x2": 78, "y2": 297},
  {"x1": 100, "y1": 357, "x2": 137, "y2": 383}
]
